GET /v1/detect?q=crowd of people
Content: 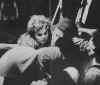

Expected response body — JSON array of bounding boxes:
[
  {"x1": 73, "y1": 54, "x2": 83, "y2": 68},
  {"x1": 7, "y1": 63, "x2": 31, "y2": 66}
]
[{"x1": 0, "y1": 0, "x2": 100, "y2": 85}]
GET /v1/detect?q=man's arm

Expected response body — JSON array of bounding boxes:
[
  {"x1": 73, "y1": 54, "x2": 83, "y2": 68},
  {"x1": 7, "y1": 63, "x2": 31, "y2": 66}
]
[{"x1": 0, "y1": 43, "x2": 19, "y2": 49}]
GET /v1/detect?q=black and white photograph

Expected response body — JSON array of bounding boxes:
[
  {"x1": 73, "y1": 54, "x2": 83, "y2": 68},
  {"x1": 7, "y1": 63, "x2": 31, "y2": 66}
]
[{"x1": 0, "y1": 0, "x2": 100, "y2": 85}]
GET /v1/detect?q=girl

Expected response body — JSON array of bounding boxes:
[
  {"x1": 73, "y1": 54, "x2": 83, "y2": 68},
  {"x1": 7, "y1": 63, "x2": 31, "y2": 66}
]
[
  {"x1": 17, "y1": 15, "x2": 52, "y2": 49},
  {"x1": 0, "y1": 15, "x2": 62, "y2": 85}
]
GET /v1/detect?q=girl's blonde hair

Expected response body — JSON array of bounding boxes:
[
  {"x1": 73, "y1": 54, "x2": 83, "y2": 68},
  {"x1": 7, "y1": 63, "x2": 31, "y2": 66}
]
[{"x1": 27, "y1": 15, "x2": 51, "y2": 32}]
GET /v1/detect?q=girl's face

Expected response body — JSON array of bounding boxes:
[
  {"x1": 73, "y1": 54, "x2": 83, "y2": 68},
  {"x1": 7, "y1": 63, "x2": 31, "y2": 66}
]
[{"x1": 35, "y1": 27, "x2": 49, "y2": 45}]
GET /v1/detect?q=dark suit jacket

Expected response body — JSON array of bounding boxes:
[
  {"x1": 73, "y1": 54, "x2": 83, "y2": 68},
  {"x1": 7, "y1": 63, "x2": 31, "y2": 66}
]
[{"x1": 84, "y1": 0, "x2": 100, "y2": 29}]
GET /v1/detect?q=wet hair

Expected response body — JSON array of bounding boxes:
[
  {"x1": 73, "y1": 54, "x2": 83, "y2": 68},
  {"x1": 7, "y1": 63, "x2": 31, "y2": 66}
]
[
  {"x1": 27, "y1": 15, "x2": 50, "y2": 31},
  {"x1": 27, "y1": 15, "x2": 52, "y2": 47}
]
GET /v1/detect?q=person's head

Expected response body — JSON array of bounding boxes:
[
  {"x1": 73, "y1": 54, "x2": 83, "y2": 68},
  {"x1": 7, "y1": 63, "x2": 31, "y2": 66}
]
[{"x1": 27, "y1": 15, "x2": 51, "y2": 46}]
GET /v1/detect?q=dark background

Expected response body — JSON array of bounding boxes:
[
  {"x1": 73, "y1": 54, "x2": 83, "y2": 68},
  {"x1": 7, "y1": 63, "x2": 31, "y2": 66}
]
[
  {"x1": 0, "y1": 0, "x2": 81, "y2": 39},
  {"x1": 0, "y1": 0, "x2": 100, "y2": 43}
]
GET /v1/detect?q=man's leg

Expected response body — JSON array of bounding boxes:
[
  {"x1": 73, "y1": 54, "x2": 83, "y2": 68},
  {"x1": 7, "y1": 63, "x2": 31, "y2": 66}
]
[
  {"x1": 64, "y1": 66, "x2": 79, "y2": 83},
  {"x1": 48, "y1": 69, "x2": 76, "y2": 85}
]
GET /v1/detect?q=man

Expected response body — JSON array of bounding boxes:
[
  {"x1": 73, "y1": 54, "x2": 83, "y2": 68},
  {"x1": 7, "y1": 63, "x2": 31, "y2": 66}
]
[
  {"x1": 53, "y1": 0, "x2": 100, "y2": 85},
  {"x1": 75, "y1": 0, "x2": 100, "y2": 84}
]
